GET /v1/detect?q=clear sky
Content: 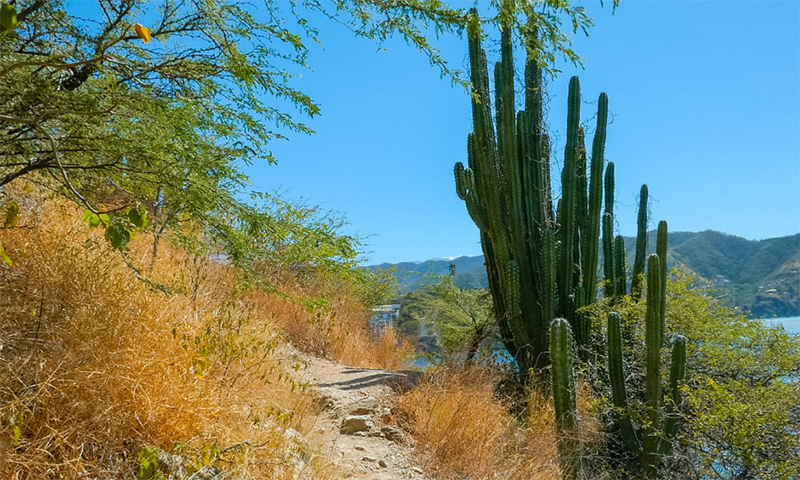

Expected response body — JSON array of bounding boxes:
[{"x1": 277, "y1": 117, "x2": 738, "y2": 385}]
[{"x1": 245, "y1": 1, "x2": 800, "y2": 265}]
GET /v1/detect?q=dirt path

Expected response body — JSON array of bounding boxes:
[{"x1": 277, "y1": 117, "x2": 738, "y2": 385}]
[{"x1": 291, "y1": 353, "x2": 430, "y2": 480}]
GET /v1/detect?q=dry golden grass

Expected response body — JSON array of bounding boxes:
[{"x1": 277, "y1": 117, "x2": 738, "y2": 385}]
[
  {"x1": 0, "y1": 189, "x2": 402, "y2": 479},
  {"x1": 396, "y1": 367, "x2": 602, "y2": 480},
  {"x1": 268, "y1": 274, "x2": 412, "y2": 369}
]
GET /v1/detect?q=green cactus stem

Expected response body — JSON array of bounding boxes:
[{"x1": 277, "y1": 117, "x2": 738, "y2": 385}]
[
  {"x1": 631, "y1": 184, "x2": 649, "y2": 301},
  {"x1": 656, "y1": 220, "x2": 668, "y2": 342},
  {"x1": 660, "y1": 335, "x2": 686, "y2": 455},
  {"x1": 603, "y1": 213, "x2": 615, "y2": 299},
  {"x1": 558, "y1": 77, "x2": 581, "y2": 322},
  {"x1": 582, "y1": 93, "x2": 608, "y2": 306},
  {"x1": 607, "y1": 312, "x2": 642, "y2": 455},
  {"x1": 614, "y1": 235, "x2": 627, "y2": 298},
  {"x1": 642, "y1": 254, "x2": 663, "y2": 476},
  {"x1": 551, "y1": 318, "x2": 581, "y2": 479}
]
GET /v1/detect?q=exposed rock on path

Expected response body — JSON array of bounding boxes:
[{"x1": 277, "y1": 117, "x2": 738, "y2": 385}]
[{"x1": 291, "y1": 354, "x2": 429, "y2": 480}]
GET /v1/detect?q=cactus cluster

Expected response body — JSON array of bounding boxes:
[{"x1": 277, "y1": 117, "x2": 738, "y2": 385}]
[
  {"x1": 454, "y1": 7, "x2": 608, "y2": 373},
  {"x1": 606, "y1": 223, "x2": 687, "y2": 477},
  {"x1": 552, "y1": 224, "x2": 687, "y2": 478}
]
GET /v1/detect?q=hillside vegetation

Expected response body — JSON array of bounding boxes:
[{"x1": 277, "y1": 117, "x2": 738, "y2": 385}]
[
  {"x1": 375, "y1": 231, "x2": 800, "y2": 318},
  {"x1": 0, "y1": 189, "x2": 407, "y2": 479}
]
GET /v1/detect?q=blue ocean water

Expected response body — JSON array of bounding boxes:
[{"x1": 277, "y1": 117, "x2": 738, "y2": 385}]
[{"x1": 765, "y1": 316, "x2": 800, "y2": 335}]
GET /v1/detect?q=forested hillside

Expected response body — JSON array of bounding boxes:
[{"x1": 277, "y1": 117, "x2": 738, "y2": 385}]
[{"x1": 374, "y1": 231, "x2": 800, "y2": 318}]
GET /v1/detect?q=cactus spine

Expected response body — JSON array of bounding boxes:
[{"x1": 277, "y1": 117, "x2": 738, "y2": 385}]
[
  {"x1": 453, "y1": 6, "x2": 610, "y2": 373},
  {"x1": 631, "y1": 184, "x2": 650, "y2": 300},
  {"x1": 551, "y1": 318, "x2": 581, "y2": 479}
]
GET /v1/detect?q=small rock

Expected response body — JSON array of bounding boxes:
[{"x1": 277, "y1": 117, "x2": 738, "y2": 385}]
[
  {"x1": 412, "y1": 466, "x2": 424, "y2": 474},
  {"x1": 362, "y1": 456, "x2": 378, "y2": 462},
  {"x1": 354, "y1": 446, "x2": 365, "y2": 451},
  {"x1": 348, "y1": 396, "x2": 379, "y2": 415},
  {"x1": 379, "y1": 459, "x2": 388, "y2": 468},
  {"x1": 311, "y1": 388, "x2": 337, "y2": 410},
  {"x1": 353, "y1": 431, "x2": 367, "y2": 437},
  {"x1": 340, "y1": 415, "x2": 374, "y2": 434},
  {"x1": 382, "y1": 407, "x2": 392, "y2": 416},
  {"x1": 368, "y1": 431, "x2": 383, "y2": 438},
  {"x1": 381, "y1": 426, "x2": 406, "y2": 443}
]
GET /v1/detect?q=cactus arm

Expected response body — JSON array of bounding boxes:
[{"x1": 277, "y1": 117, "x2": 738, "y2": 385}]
[
  {"x1": 604, "y1": 161, "x2": 615, "y2": 216},
  {"x1": 575, "y1": 127, "x2": 587, "y2": 292},
  {"x1": 656, "y1": 220, "x2": 668, "y2": 342},
  {"x1": 558, "y1": 76, "x2": 581, "y2": 321},
  {"x1": 608, "y1": 312, "x2": 643, "y2": 455},
  {"x1": 602, "y1": 212, "x2": 615, "y2": 298},
  {"x1": 543, "y1": 228, "x2": 557, "y2": 327},
  {"x1": 660, "y1": 335, "x2": 686, "y2": 455},
  {"x1": 642, "y1": 254, "x2": 663, "y2": 476},
  {"x1": 543, "y1": 133, "x2": 554, "y2": 224},
  {"x1": 614, "y1": 235, "x2": 627, "y2": 299},
  {"x1": 631, "y1": 184, "x2": 649, "y2": 300},
  {"x1": 582, "y1": 93, "x2": 607, "y2": 306},
  {"x1": 454, "y1": 162, "x2": 467, "y2": 200},
  {"x1": 551, "y1": 318, "x2": 581, "y2": 479}
]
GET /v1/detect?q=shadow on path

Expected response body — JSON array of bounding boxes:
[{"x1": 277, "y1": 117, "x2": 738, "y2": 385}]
[{"x1": 320, "y1": 368, "x2": 424, "y2": 392}]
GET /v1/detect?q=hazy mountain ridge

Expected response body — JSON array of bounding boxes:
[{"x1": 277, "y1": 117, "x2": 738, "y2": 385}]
[{"x1": 371, "y1": 231, "x2": 800, "y2": 318}]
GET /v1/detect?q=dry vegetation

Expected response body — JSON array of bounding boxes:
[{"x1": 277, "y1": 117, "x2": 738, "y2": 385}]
[
  {"x1": 396, "y1": 367, "x2": 601, "y2": 480},
  {"x1": 0, "y1": 189, "x2": 407, "y2": 479}
]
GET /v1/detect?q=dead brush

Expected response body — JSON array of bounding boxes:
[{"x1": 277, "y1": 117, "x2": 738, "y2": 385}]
[
  {"x1": 266, "y1": 272, "x2": 412, "y2": 369},
  {"x1": 0, "y1": 195, "x2": 339, "y2": 479},
  {"x1": 396, "y1": 367, "x2": 603, "y2": 480}
]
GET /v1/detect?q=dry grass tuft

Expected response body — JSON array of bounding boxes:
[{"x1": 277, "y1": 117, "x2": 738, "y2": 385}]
[
  {"x1": 396, "y1": 367, "x2": 602, "y2": 480},
  {"x1": 0, "y1": 189, "x2": 395, "y2": 479}
]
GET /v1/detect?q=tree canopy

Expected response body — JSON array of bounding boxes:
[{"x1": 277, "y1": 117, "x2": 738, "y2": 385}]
[{"x1": 0, "y1": 0, "x2": 606, "y2": 278}]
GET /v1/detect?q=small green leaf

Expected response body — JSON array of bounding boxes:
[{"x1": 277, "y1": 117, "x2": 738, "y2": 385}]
[
  {"x1": 105, "y1": 223, "x2": 132, "y2": 250},
  {"x1": 11, "y1": 425, "x2": 21, "y2": 445},
  {"x1": 127, "y1": 206, "x2": 148, "y2": 228},
  {"x1": 0, "y1": 3, "x2": 17, "y2": 31},
  {"x1": 83, "y1": 211, "x2": 109, "y2": 229},
  {"x1": 0, "y1": 245, "x2": 12, "y2": 267}
]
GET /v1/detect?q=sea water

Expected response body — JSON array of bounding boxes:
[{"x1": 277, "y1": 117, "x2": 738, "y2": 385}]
[{"x1": 765, "y1": 316, "x2": 800, "y2": 335}]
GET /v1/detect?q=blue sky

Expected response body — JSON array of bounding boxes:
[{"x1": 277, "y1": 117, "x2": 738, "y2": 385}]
[{"x1": 246, "y1": 1, "x2": 800, "y2": 265}]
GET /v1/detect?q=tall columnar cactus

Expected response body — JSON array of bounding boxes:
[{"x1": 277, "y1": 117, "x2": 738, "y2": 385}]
[
  {"x1": 602, "y1": 163, "x2": 616, "y2": 299},
  {"x1": 642, "y1": 255, "x2": 664, "y2": 473},
  {"x1": 656, "y1": 220, "x2": 668, "y2": 342},
  {"x1": 606, "y1": 243, "x2": 687, "y2": 477},
  {"x1": 631, "y1": 184, "x2": 650, "y2": 300},
  {"x1": 551, "y1": 318, "x2": 581, "y2": 479},
  {"x1": 453, "y1": 7, "x2": 609, "y2": 372}
]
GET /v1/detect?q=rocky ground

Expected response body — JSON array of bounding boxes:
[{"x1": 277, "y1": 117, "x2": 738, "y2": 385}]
[{"x1": 292, "y1": 353, "x2": 430, "y2": 480}]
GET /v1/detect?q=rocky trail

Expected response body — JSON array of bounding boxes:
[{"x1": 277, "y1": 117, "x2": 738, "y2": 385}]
[{"x1": 292, "y1": 354, "x2": 430, "y2": 480}]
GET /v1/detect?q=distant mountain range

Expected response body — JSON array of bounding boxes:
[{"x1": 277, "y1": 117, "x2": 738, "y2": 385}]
[{"x1": 369, "y1": 231, "x2": 800, "y2": 319}]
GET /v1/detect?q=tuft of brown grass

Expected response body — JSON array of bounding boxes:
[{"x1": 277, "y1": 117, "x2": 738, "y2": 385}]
[
  {"x1": 396, "y1": 367, "x2": 603, "y2": 480},
  {"x1": 0, "y1": 188, "x2": 397, "y2": 479}
]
